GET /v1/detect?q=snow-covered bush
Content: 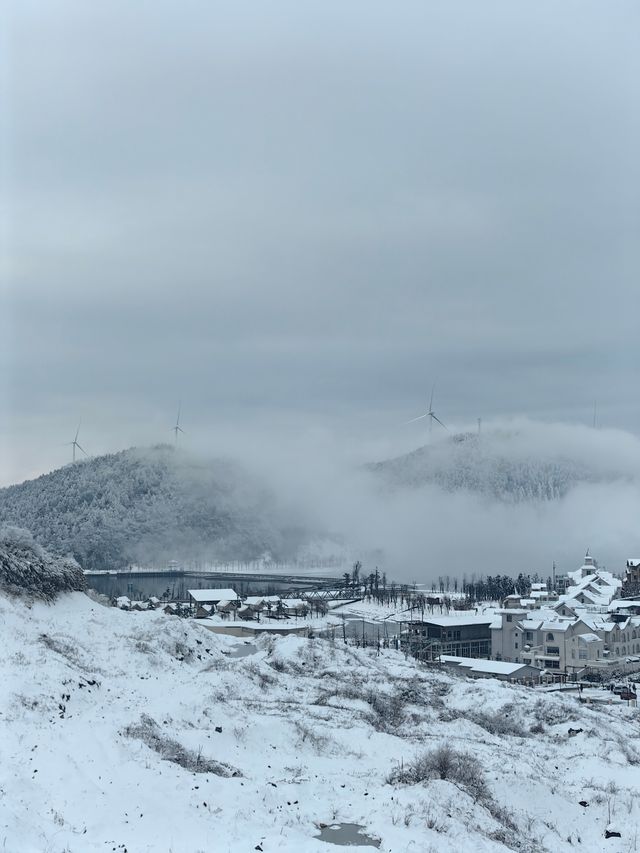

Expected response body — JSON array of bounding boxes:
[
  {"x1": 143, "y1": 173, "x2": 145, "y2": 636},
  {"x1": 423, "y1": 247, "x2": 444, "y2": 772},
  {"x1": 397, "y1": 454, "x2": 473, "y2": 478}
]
[
  {"x1": 468, "y1": 704, "x2": 529, "y2": 738},
  {"x1": 388, "y1": 745, "x2": 489, "y2": 803},
  {"x1": 0, "y1": 526, "x2": 85, "y2": 601},
  {"x1": 531, "y1": 698, "x2": 578, "y2": 726}
]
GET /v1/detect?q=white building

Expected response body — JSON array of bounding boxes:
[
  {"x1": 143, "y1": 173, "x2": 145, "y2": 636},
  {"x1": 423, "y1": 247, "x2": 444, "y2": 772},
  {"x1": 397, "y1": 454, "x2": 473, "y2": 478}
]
[{"x1": 491, "y1": 554, "x2": 637, "y2": 676}]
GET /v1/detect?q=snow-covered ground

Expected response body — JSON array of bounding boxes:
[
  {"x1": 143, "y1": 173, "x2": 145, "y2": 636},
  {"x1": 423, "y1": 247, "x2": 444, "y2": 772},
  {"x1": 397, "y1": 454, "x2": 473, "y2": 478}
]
[{"x1": 1, "y1": 591, "x2": 639, "y2": 852}]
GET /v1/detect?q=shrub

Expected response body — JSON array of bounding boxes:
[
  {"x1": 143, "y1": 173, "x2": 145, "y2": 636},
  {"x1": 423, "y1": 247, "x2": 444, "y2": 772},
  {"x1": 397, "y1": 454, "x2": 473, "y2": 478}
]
[
  {"x1": 366, "y1": 690, "x2": 406, "y2": 731},
  {"x1": 388, "y1": 745, "x2": 489, "y2": 802},
  {"x1": 468, "y1": 706, "x2": 528, "y2": 738},
  {"x1": 531, "y1": 698, "x2": 577, "y2": 726}
]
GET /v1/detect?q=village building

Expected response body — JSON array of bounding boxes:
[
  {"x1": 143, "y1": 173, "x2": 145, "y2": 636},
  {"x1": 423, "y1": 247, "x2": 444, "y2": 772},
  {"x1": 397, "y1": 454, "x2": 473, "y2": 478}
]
[
  {"x1": 439, "y1": 655, "x2": 542, "y2": 683},
  {"x1": 187, "y1": 588, "x2": 239, "y2": 607},
  {"x1": 400, "y1": 615, "x2": 493, "y2": 660},
  {"x1": 490, "y1": 555, "x2": 640, "y2": 676},
  {"x1": 280, "y1": 598, "x2": 309, "y2": 617}
]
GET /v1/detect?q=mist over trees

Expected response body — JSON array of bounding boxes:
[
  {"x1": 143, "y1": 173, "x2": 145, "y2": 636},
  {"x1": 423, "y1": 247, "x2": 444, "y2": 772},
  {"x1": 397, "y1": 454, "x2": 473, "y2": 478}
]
[
  {"x1": 0, "y1": 446, "x2": 306, "y2": 570},
  {"x1": 370, "y1": 431, "x2": 593, "y2": 502}
]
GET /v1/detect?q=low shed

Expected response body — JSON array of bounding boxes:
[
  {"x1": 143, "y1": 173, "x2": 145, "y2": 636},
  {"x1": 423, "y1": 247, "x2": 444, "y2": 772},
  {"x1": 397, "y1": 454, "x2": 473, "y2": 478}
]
[{"x1": 439, "y1": 655, "x2": 542, "y2": 683}]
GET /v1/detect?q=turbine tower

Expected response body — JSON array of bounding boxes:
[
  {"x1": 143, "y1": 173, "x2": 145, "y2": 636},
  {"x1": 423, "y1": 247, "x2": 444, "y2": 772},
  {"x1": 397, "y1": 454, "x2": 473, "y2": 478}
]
[
  {"x1": 172, "y1": 403, "x2": 185, "y2": 444},
  {"x1": 67, "y1": 421, "x2": 87, "y2": 463},
  {"x1": 406, "y1": 385, "x2": 448, "y2": 435}
]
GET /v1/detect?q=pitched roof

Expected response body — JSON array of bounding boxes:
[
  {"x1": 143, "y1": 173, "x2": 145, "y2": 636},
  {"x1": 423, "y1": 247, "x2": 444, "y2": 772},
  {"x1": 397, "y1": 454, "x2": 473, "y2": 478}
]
[{"x1": 188, "y1": 588, "x2": 239, "y2": 602}]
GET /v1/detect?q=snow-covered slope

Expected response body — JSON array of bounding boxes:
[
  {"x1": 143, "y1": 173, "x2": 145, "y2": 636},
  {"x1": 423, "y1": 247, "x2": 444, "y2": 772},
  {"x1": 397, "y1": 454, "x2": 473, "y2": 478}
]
[
  {"x1": 0, "y1": 446, "x2": 302, "y2": 570},
  {"x1": 371, "y1": 429, "x2": 601, "y2": 502},
  {"x1": 1, "y1": 591, "x2": 638, "y2": 852}
]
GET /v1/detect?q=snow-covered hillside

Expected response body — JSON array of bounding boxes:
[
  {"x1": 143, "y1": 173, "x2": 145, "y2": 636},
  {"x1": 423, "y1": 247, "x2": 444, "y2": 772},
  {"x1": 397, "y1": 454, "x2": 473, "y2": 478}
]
[
  {"x1": 370, "y1": 431, "x2": 594, "y2": 502},
  {"x1": 1, "y1": 590, "x2": 638, "y2": 852},
  {"x1": 0, "y1": 446, "x2": 303, "y2": 570}
]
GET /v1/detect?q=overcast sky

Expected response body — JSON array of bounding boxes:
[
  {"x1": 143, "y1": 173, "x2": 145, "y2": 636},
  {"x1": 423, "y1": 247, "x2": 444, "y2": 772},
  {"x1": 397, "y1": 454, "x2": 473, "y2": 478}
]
[{"x1": 2, "y1": 1, "x2": 639, "y2": 485}]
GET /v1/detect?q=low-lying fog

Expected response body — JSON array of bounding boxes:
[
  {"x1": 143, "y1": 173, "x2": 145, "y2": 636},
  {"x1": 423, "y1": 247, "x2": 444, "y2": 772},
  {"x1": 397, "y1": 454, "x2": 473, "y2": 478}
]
[{"x1": 238, "y1": 418, "x2": 640, "y2": 581}]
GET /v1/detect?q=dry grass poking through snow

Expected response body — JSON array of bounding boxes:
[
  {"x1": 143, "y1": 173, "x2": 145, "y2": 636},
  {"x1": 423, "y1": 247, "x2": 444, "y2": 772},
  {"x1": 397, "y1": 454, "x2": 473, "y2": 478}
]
[{"x1": 123, "y1": 713, "x2": 242, "y2": 777}]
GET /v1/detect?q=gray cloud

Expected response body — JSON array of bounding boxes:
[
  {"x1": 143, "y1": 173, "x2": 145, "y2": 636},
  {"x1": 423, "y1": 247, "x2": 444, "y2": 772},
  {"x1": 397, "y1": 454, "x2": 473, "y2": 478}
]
[{"x1": 2, "y1": 1, "x2": 639, "y2": 487}]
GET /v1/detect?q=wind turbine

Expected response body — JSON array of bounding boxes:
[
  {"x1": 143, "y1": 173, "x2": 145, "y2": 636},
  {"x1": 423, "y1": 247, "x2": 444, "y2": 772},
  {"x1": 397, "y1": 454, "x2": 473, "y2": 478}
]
[
  {"x1": 172, "y1": 403, "x2": 184, "y2": 444},
  {"x1": 67, "y1": 421, "x2": 88, "y2": 463},
  {"x1": 406, "y1": 385, "x2": 448, "y2": 434}
]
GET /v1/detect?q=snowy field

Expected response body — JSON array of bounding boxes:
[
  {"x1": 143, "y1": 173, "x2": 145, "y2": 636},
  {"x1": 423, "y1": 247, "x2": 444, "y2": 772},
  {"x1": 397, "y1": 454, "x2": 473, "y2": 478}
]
[{"x1": 1, "y1": 592, "x2": 639, "y2": 852}]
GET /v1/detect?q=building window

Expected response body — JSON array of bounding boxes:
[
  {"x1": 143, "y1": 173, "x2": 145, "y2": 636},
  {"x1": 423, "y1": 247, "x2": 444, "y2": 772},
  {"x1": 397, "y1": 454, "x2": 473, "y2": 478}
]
[
  {"x1": 546, "y1": 633, "x2": 554, "y2": 641},
  {"x1": 506, "y1": 615, "x2": 512, "y2": 622},
  {"x1": 546, "y1": 646, "x2": 560, "y2": 656},
  {"x1": 514, "y1": 642, "x2": 518, "y2": 649}
]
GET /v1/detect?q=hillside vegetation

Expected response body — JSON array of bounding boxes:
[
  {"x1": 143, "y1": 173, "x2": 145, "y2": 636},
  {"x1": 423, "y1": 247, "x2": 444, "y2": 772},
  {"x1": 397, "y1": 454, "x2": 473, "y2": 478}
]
[
  {"x1": 0, "y1": 446, "x2": 297, "y2": 570},
  {"x1": 0, "y1": 590, "x2": 637, "y2": 852},
  {"x1": 0, "y1": 526, "x2": 85, "y2": 600},
  {"x1": 370, "y1": 431, "x2": 596, "y2": 502}
]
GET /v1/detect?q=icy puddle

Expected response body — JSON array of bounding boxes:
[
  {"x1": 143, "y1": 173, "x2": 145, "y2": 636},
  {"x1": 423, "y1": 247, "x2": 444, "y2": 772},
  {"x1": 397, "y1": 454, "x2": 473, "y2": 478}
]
[
  {"x1": 224, "y1": 642, "x2": 258, "y2": 658},
  {"x1": 315, "y1": 823, "x2": 381, "y2": 848}
]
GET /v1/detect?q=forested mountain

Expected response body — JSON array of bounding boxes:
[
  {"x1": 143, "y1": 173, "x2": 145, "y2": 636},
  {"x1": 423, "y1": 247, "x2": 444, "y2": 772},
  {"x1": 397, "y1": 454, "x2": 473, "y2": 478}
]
[
  {"x1": 370, "y1": 431, "x2": 598, "y2": 502},
  {"x1": 0, "y1": 446, "x2": 300, "y2": 570}
]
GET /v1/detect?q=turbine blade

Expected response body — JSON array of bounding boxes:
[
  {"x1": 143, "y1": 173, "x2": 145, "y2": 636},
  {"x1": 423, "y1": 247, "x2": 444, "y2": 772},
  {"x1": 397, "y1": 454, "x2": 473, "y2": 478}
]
[
  {"x1": 431, "y1": 413, "x2": 448, "y2": 430},
  {"x1": 76, "y1": 443, "x2": 88, "y2": 455},
  {"x1": 405, "y1": 413, "x2": 429, "y2": 425},
  {"x1": 74, "y1": 420, "x2": 81, "y2": 442},
  {"x1": 429, "y1": 383, "x2": 435, "y2": 413},
  {"x1": 177, "y1": 426, "x2": 185, "y2": 434}
]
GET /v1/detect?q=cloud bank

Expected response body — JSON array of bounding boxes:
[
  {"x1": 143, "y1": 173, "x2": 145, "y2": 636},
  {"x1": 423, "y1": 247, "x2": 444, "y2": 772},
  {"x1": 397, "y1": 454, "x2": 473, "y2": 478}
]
[{"x1": 244, "y1": 418, "x2": 640, "y2": 582}]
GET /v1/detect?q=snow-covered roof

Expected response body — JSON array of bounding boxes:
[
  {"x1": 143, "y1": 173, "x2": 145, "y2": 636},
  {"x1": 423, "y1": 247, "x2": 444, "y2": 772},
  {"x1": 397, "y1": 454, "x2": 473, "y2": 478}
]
[
  {"x1": 439, "y1": 656, "x2": 540, "y2": 676},
  {"x1": 627, "y1": 559, "x2": 640, "y2": 568},
  {"x1": 409, "y1": 615, "x2": 493, "y2": 628},
  {"x1": 541, "y1": 621, "x2": 572, "y2": 633},
  {"x1": 576, "y1": 614, "x2": 617, "y2": 633},
  {"x1": 281, "y1": 598, "x2": 305, "y2": 608},
  {"x1": 578, "y1": 633, "x2": 601, "y2": 643},
  {"x1": 188, "y1": 588, "x2": 239, "y2": 603},
  {"x1": 245, "y1": 595, "x2": 280, "y2": 605},
  {"x1": 609, "y1": 599, "x2": 640, "y2": 612},
  {"x1": 519, "y1": 619, "x2": 543, "y2": 630}
]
